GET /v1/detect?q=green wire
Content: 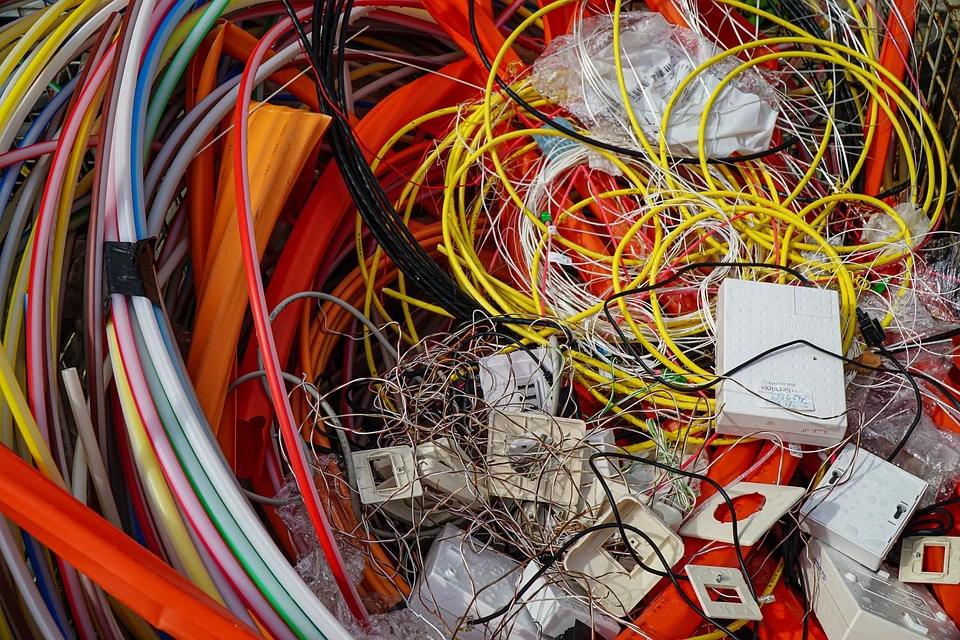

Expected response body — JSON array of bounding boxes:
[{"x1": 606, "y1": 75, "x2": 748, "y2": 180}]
[
  {"x1": 132, "y1": 325, "x2": 323, "y2": 639},
  {"x1": 145, "y1": 0, "x2": 232, "y2": 145}
]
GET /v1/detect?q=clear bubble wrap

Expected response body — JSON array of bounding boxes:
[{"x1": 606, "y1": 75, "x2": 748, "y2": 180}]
[
  {"x1": 275, "y1": 471, "x2": 441, "y2": 639},
  {"x1": 916, "y1": 235, "x2": 960, "y2": 324},
  {"x1": 847, "y1": 361, "x2": 960, "y2": 504},
  {"x1": 530, "y1": 11, "x2": 781, "y2": 158}
]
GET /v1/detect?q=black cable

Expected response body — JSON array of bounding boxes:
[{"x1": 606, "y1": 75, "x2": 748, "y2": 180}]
[
  {"x1": 602, "y1": 262, "x2": 813, "y2": 394},
  {"x1": 604, "y1": 277, "x2": 929, "y2": 457},
  {"x1": 909, "y1": 494, "x2": 960, "y2": 536},
  {"x1": 885, "y1": 326, "x2": 960, "y2": 354},
  {"x1": 877, "y1": 347, "x2": 923, "y2": 461},
  {"x1": 466, "y1": 0, "x2": 801, "y2": 166},
  {"x1": 469, "y1": 449, "x2": 766, "y2": 639},
  {"x1": 590, "y1": 452, "x2": 758, "y2": 605},
  {"x1": 777, "y1": 526, "x2": 811, "y2": 640},
  {"x1": 280, "y1": 0, "x2": 485, "y2": 321}
]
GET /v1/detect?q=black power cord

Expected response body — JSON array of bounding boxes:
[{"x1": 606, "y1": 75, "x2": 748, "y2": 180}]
[
  {"x1": 855, "y1": 308, "x2": 923, "y2": 461},
  {"x1": 467, "y1": 450, "x2": 766, "y2": 640},
  {"x1": 464, "y1": 520, "x2": 742, "y2": 639}
]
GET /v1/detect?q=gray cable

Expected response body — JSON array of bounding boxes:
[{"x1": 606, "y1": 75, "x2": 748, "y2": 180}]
[{"x1": 269, "y1": 291, "x2": 398, "y2": 362}]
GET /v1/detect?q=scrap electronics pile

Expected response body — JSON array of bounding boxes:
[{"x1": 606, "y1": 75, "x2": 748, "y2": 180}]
[{"x1": 5, "y1": 0, "x2": 960, "y2": 638}]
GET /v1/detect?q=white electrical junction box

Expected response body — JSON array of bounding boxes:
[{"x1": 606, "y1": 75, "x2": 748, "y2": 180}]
[
  {"x1": 802, "y1": 539, "x2": 960, "y2": 640},
  {"x1": 800, "y1": 445, "x2": 926, "y2": 571},
  {"x1": 564, "y1": 496, "x2": 683, "y2": 617},
  {"x1": 715, "y1": 278, "x2": 847, "y2": 446},
  {"x1": 479, "y1": 348, "x2": 552, "y2": 412},
  {"x1": 485, "y1": 411, "x2": 585, "y2": 510},
  {"x1": 408, "y1": 523, "x2": 619, "y2": 639}
]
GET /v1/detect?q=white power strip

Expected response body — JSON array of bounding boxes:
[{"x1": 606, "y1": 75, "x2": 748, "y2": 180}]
[
  {"x1": 802, "y1": 539, "x2": 960, "y2": 640},
  {"x1": 715, "y1": 278, "x2": 847, "y2": 446}
]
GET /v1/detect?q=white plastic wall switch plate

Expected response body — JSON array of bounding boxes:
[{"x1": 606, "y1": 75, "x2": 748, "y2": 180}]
[
  {"x1": 679, "y1": 481, "x2": 805, "y2": 546},
  {"x1": 407, "y1": 523, "x2": 540, "y2": 639},
  {"x1": 802, "y1": 539, "x2": 960, "y2": 640},
  {"x1": 564, "y1": 495, "x2": 683, "y2": 616},
  {"x1": 685, "y1": 565, "x2": 763, "y2": 621},
  {"x1": 485, "y1": 411, "x2": 585, "y2": 508},
  {"x1": 416, "y1": 438, "x2": 486, "y2": 507},
  {"x1": 715, "y1": 278, "x2": 847, "y2": 446},
  {"x1": 352, "y1": 446, "x2": 422, "y2": 505},
  {"x1": 800, "y1": 445, "x2": 926, "y2": 571},
  {"x1": 519, "y1": 564, "x2": 620, "y2": 639},
  {"x1": 899, "y1": 537, "x2": 960, "y2": 585},
  {"x1": 479, "y1": 348, "x2": 552, "y2": 412}
]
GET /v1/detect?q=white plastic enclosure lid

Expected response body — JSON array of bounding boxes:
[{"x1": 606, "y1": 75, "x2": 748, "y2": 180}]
[
  {"x1": 715, "y1": 278, "x2": 847, "y2": 446},
  {"x1": 802, "y1": 539, "x2": 960, "y2": 640},
  {"x1": 799, "y1": 445, "x2": 926, "y2": 571},
  {"x1": 408, "y1": 524, "x2": 535, "y2": 639}
]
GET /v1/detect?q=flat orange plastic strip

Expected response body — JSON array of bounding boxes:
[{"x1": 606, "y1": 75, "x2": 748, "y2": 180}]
[
  {"x1": 0, "y1": 444, "x2": 262, "y2": 640},
  {"x1": 188, "y1": 104, "x2": 329, "y2": 434}
]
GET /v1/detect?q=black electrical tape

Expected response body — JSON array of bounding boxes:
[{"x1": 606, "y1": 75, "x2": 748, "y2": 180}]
[{"x1": 103, "y1": 239, "x2": 162, "y2": 307}]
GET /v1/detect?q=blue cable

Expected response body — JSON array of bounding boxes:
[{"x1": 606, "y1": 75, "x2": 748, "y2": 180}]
[
  {"x1": 22, "y1": 531, "x2": 75, "y2": 640},
  {"x1": 130, "y1": 0, "x2": 194, "y2": 237}
]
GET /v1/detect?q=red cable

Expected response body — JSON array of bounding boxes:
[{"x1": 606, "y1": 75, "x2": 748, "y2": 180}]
[{"x1": 233, "y1": 11, "x2": 370, "y2": 625}]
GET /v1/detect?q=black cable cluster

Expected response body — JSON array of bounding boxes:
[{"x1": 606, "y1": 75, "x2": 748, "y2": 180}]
[{"x1": 280, "y1": 0, "x2": 485, "y2": 322}]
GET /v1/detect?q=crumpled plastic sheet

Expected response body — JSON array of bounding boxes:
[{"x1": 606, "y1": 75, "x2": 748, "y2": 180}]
[
  {"x1": 275, "y1": 471, "x2": 441, "y2": 639},
  {"x1": 531, "y1": 11, "x2": 781, "y2": 158},
  {"x1": 916, "y1": 235, "x2": 960, "y2": 324},
  {"x1": 861, "y1": 203, "x2": 931, "y2": 251},
  {"x1": 847, "y1": 358, "x2": 960, "y2": 505},
  {"x1": 859, "y1": 285, "x2": 958, "y2": 347}
]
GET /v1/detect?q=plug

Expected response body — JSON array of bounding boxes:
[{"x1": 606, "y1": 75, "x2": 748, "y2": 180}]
[{"x1": 857, "y1": 308, "x2": 886, "y2": 349}]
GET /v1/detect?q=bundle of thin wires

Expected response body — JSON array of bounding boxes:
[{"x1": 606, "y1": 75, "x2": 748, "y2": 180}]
[{"x1": 0, "y1": 0, "x2": 956, "y2": 640}]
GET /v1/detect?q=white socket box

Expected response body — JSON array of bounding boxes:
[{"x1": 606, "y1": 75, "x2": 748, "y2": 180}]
[
  {"x1": 802, "y1": 539, "x2": 960, "y2": 640},
  {"x1": 479, "y1": 348, "x2": 552, "y2": 412},
  {"x1": 518, "y1": 563, "x2": 620, "y2": 639},
  {"x1": 485, "y1": 411, "x2": 585, "y2": 509},
  {"x1": 715, "y1": 278, "x2": 847, "y2": 446},
  {"x1": 416, "y1": 438, "x2": 486, "y2": 507},
  {"x1": 408, "y1": 523, "x2": 619, "y2": 639},
  {"x1": 564, "y1": 495, "x2": 683, "y2": 616},
  {"x1": 800, "y1": 446, "x2": 927, "y2": 571},
  {"x1": 351, "y1": 446, "x2": 422, "y2": 505}
]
